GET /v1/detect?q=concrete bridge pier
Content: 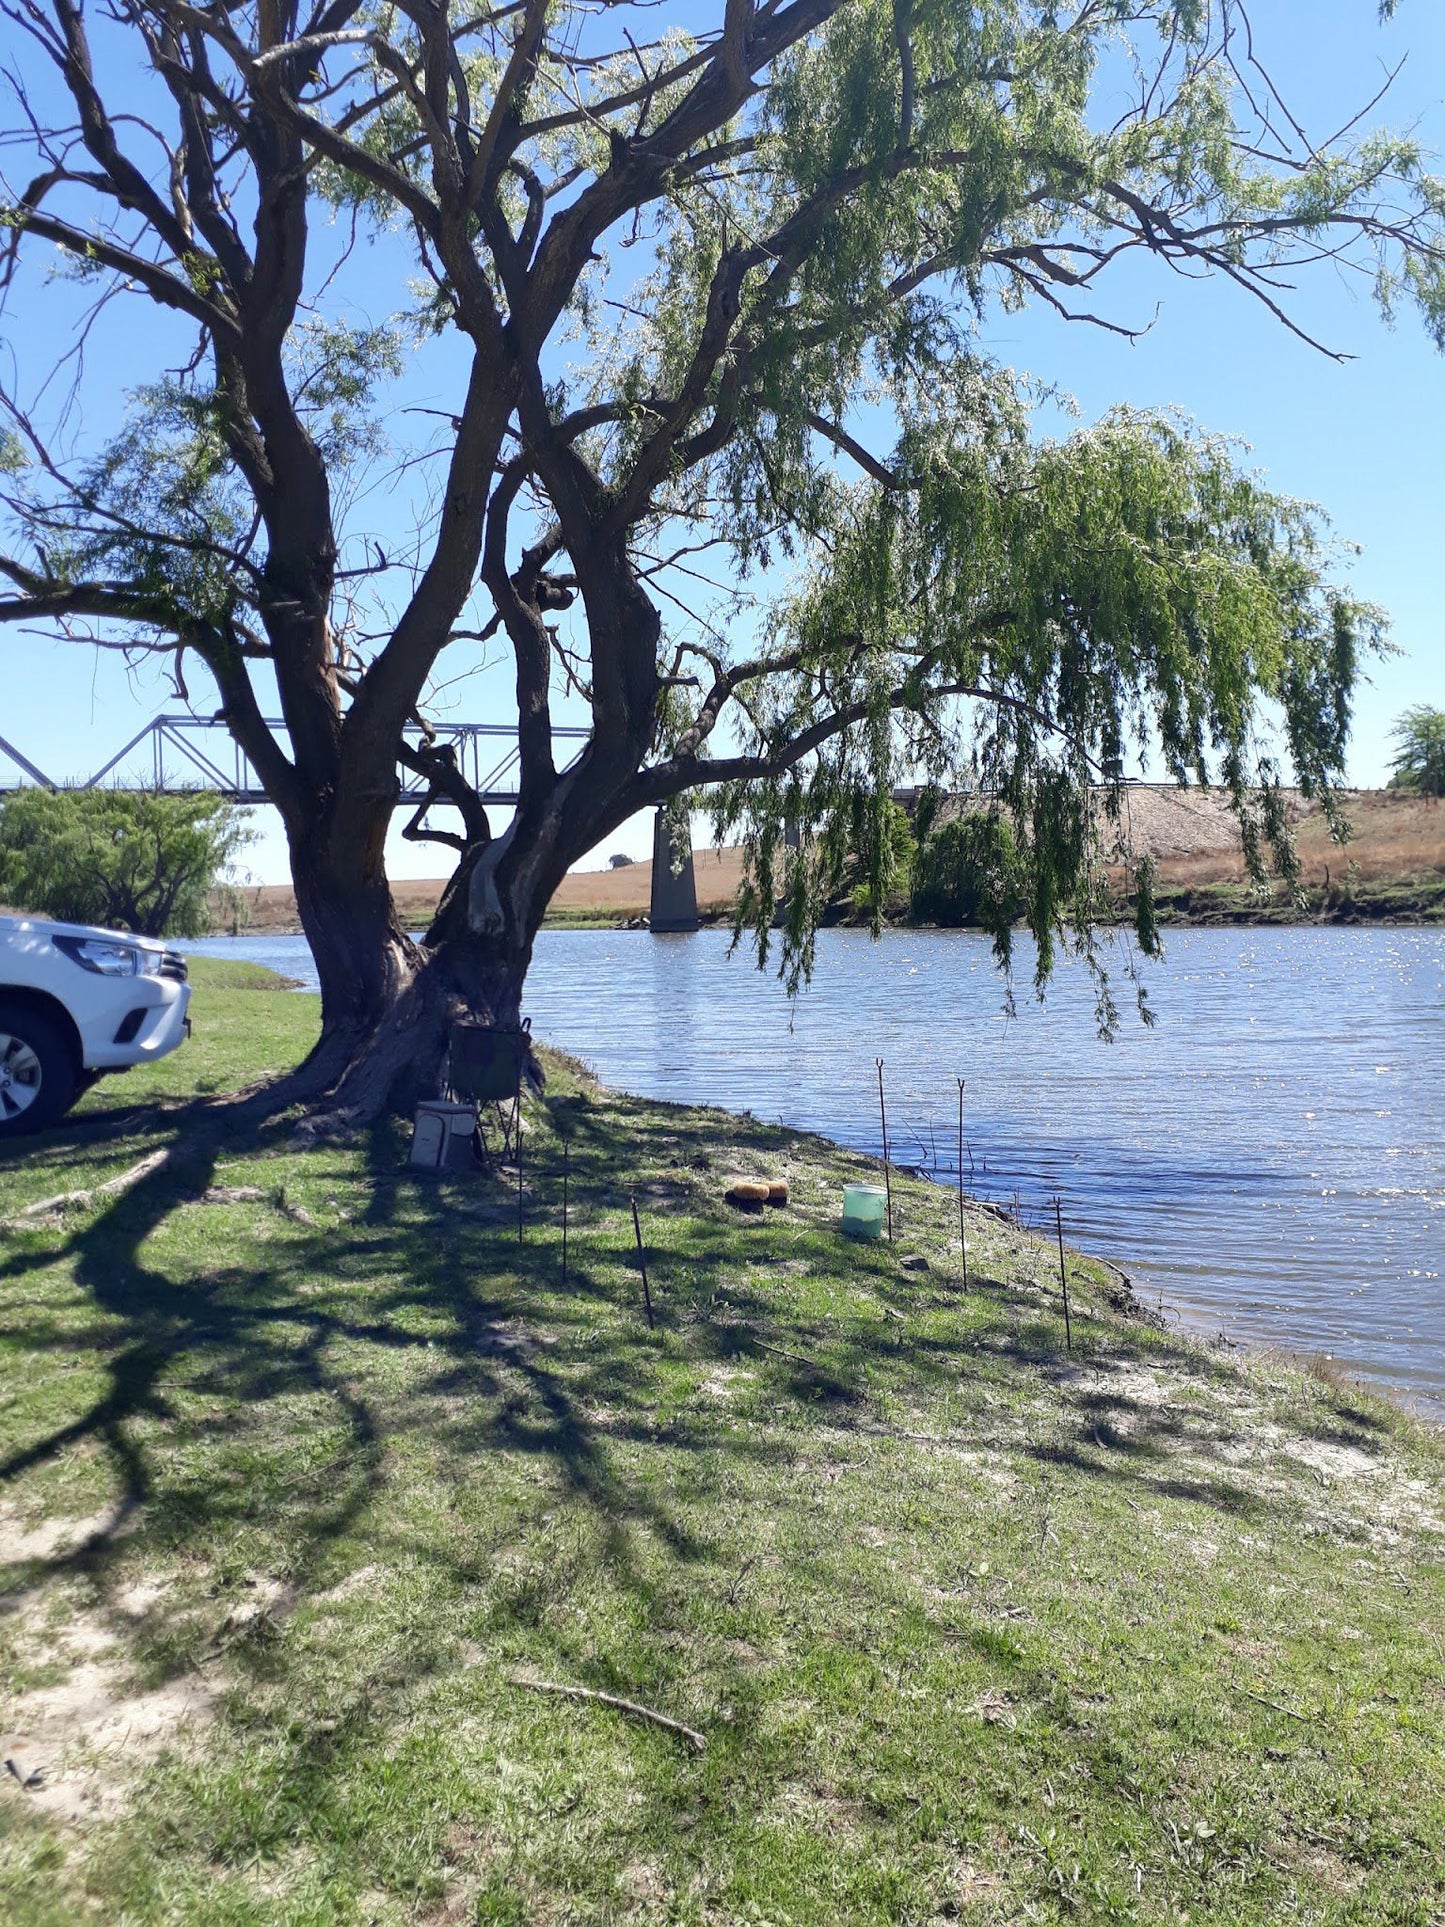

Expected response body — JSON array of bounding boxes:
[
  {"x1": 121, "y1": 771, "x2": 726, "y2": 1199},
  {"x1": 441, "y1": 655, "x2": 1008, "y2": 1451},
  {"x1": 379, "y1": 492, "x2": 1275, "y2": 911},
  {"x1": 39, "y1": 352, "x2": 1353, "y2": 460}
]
[{"x1": 649, "y1": 809, "x2": 699, "y2": 932}]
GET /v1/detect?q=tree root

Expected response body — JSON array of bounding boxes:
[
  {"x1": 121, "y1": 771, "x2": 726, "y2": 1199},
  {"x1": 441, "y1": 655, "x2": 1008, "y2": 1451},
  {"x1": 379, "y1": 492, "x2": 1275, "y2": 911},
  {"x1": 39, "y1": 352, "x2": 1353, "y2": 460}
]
[{"x1": 274, "y1": 1187, "x2": 317, "y2": 1227}]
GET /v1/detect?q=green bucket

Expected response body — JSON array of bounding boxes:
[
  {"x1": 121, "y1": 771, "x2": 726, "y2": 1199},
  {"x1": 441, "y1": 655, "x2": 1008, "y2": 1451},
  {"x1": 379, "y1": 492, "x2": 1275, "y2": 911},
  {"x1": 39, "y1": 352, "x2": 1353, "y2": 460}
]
[{"x1": 842, "y1": 1183, "x2": 886, "y2": 1239}]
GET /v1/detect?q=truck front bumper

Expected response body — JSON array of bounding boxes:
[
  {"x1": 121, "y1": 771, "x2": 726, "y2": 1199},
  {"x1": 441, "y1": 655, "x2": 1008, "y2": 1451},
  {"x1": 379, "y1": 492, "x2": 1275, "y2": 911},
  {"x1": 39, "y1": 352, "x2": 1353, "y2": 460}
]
[{"x1": 82, "y1": 979, "x2": 193, "y2": 1071}]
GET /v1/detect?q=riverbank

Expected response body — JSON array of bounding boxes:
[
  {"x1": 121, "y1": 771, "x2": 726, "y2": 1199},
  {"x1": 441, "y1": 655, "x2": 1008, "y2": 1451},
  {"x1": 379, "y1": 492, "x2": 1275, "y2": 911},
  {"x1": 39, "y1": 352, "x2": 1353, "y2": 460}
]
[
  {"x1": 1, "y1": 961, "x2": 1442, "y2": 1923},
  {"x1": 214, "y1": 787, "x2": 1445, "y2": 933}
]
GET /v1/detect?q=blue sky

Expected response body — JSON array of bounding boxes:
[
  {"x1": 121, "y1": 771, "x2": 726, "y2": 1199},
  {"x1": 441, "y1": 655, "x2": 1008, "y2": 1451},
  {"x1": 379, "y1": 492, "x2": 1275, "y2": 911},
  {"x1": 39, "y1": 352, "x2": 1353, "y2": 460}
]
[{"x1": 2, "y1": 0, "x2": 1443, "y2": 885}]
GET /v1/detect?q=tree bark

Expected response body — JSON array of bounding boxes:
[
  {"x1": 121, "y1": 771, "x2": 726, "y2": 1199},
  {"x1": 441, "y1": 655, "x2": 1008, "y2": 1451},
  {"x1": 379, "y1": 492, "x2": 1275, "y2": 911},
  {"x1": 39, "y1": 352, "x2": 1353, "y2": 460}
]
[{"x1": 273, "y1": 792, "x2": 543, "y2": 1123}]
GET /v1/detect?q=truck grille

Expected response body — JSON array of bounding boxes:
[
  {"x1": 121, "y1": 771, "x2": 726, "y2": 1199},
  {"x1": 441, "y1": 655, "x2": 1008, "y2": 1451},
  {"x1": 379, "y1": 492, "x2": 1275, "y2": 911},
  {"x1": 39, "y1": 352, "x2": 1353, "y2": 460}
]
[{"x1": 160, "y1": 951, "x2": 188, "y2": 982}]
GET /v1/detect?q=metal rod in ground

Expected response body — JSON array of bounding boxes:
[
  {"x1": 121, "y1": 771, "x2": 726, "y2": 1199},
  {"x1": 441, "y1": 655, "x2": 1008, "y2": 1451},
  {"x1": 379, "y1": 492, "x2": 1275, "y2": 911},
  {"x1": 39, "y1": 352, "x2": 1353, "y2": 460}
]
[
  {"x1": 630, "y1": 1196, "x2": 654, "y2": 1329},
  {"x1": 515, "y1": 1056, "x2": 524, "y2": 1244},
  {"x1": 956, "y1": 1076, "x2": 968, "y2": 1290},
  {"x1": 876, "y1": 1057, "x2": 894, "y2": 1242},
  {"x1": 561, "y1": 1139, "x2": 569, "y2": 1287},
  {"x1": 1054, "y1": 1195, "x2": 1072, "y2": 1352}
]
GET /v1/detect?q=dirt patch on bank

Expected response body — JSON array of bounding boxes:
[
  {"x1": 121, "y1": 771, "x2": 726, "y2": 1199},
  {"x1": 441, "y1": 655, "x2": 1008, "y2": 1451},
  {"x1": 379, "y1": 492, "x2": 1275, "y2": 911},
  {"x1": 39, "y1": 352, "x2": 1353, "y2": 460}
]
[
  {"x1": 2, "y1": 1620, "x2": 215, "y2": 1825},
  {"x1": 1, "y1": 1516, "x2": 216, "y2": 1826}
]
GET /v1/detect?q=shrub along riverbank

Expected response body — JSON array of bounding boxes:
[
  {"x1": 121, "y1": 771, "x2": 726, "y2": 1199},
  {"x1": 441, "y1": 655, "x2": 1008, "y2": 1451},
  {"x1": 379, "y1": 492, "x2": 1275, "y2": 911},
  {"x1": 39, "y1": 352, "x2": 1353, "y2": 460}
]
[{"x1": 1, "y1": 961, "x2": 1443, "y2": 1924}]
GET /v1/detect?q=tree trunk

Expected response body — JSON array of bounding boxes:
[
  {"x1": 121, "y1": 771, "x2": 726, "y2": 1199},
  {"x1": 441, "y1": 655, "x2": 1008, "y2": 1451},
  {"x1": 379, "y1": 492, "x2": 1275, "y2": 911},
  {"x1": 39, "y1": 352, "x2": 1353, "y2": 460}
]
[
  {"x1": 273, "y1": 812, "x2": 541, "y2": 1125},
  {"x1": 337, "y1": 926, "x2": 535, "y2": 1117}
]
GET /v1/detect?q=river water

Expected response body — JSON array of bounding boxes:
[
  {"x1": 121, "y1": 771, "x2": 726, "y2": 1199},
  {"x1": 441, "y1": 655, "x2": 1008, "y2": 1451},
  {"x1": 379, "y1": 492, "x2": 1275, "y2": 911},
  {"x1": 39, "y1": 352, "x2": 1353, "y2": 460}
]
[{"x1": 189, "y1": 925, "x2": 1445, "y2": 1411}]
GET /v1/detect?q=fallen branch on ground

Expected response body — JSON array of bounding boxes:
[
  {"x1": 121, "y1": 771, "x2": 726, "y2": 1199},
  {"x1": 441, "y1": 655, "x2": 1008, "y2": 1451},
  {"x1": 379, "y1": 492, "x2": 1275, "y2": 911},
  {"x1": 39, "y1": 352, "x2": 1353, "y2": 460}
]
[
  {"x1": 713, "y1": 1316, "x2": 820, "y2": 1369},
  {"x1": 508, "y1": 1675, "x2": 706, "y2": 1751},
  {"x1": 749, "y1": 1335, "x2": 821, "y2": 1369},
  {"x1": 1234, "y1": 1684, "x2": 1312, "y2": 1724},
  {"x1": 8, "y1": 1147, "x2": 171, "y2": 1222}
]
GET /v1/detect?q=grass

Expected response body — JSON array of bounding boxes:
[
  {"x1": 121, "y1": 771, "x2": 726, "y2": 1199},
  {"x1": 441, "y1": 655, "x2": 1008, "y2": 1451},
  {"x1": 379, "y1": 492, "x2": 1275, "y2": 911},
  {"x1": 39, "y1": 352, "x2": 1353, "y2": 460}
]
[
  {"x1": 172, "y1": 956, "x2": 304, "y2": 992},
  {"x1": 1, "y1": 959, "x2": 1443, "y2": 1925},
  {"x1": 1140, "y1": 874, "x2": 1445, "y2": 926},
  {"x1": 540, "y1": 908, "x2": 650, "y2": 930}
]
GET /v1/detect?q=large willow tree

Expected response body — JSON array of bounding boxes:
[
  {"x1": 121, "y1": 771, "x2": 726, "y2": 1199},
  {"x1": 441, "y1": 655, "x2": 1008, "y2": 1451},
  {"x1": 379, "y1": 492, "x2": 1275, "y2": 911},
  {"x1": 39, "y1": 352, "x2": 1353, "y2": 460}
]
[{"x1": 1, "y1": 0, "x2": 1440, "y2": 1113}]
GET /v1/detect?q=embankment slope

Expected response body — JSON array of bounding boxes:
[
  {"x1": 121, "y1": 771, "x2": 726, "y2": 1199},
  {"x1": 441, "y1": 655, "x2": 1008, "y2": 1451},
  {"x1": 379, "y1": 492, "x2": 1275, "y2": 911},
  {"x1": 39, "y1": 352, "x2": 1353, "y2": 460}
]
[{"x1": 220, "y1": 787, "x2": 1443, "y2": 931}]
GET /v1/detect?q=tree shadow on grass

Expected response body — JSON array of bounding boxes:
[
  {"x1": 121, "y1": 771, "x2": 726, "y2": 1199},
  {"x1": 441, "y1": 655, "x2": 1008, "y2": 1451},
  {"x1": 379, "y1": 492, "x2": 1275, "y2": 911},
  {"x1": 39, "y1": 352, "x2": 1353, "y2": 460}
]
[
  {"x1": 1289, "y1": 1388, "x2": 1395, "y2": 1457},
  {"x1": 0, "y1": 1125, "x2": 388, "y2": 1616},
  {"x1": 0, "y1": 1112, "x2": 749, "y2": 1622}
]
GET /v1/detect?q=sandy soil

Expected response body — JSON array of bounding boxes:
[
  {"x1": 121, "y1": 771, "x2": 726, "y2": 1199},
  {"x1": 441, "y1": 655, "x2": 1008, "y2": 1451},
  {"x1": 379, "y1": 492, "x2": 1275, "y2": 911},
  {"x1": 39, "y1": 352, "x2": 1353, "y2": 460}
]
[
  {"x1": 0, "y1": 1508, "x2": 218, "y2": 1825},
  {"x1": 213, "y1": 788, "x2": 1441, "y2": 933}
]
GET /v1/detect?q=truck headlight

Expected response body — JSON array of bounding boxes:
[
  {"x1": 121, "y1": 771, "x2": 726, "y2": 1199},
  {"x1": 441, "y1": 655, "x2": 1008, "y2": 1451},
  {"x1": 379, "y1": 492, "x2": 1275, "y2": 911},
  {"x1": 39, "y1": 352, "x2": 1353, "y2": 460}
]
[{"x1": 53, "y1": 935, "x2": 143, "y2": 977}]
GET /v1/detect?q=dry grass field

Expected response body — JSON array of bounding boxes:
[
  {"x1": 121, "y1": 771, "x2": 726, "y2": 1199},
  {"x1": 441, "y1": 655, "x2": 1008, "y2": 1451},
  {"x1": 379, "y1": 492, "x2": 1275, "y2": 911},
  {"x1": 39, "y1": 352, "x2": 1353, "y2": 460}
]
[
  {"x1": 223, "y1": 847, "x2": 748, "y2": 932},
  {"x1": 1116, "y1": 785, "x2": 1445, "y2": 891},
  {"x1": 1116, "y1": 787, "x2": 1445, "y2": 921},
  {"x1": 215, "y1": 788, "x2": 1442, "y2": 933},
  {"x1": 221, "y1": 877, "x2": 460, "y2": 935},
  {"x1": 548, "y1": 844, "x2": 747, "y2": 920}
]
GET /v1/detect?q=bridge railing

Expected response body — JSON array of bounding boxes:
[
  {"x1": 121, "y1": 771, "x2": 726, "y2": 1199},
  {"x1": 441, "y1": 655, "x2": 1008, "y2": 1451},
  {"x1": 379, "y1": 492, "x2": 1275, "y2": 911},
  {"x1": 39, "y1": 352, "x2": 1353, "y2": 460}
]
[{"x1": 0, "y1": 714, "x2": 591, "y2": 808}]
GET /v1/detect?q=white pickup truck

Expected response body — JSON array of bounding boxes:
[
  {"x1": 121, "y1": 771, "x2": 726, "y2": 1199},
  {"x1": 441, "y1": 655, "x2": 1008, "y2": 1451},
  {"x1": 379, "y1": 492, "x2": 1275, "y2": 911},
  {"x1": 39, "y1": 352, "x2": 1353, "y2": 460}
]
[{"x1": 0, "y1": 915, "x2": 192, "y2": 1137}]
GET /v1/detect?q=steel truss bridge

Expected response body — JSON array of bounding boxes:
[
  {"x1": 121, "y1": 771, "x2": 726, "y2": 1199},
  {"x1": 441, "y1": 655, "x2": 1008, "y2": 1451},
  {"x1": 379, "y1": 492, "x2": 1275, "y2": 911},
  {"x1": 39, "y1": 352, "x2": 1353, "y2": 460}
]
[
  {"x1": 0, "y1": 711, "x2": 703, "y2": 929},
  {"x1": 0, "y1": 714, "x2": 590, "y2": 810}
]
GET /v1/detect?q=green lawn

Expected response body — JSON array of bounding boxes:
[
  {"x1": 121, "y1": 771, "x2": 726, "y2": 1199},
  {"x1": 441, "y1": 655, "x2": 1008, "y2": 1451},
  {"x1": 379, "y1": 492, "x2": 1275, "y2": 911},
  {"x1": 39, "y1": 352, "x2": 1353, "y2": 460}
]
[{"x1": 1, "y1": 959, "x2": 1442, "y2": 1925}]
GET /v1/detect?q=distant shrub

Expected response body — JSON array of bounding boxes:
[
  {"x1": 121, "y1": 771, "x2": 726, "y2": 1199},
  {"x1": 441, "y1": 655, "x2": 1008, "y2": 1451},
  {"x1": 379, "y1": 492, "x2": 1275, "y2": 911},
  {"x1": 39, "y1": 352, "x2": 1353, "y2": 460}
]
[
  {"x1": 0, "y1": 787, "x2": 251, "y2": 936},
  {"x1": 910, "y1": 811, "x2": 1028, "y2": 930},
  {"x1": 841, "y1": 799, "x2": 916, "y2": 921},
  {"x1": 1387, "y1": 705, "x2": 1445, "y2": 799}
]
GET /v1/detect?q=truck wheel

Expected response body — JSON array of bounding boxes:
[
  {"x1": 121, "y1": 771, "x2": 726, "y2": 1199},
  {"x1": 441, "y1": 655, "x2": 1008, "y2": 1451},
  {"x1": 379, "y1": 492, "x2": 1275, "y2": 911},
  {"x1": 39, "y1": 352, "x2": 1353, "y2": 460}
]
[{"x1": 0, "y1": 1003, "x2": 80, "y2": 1138}]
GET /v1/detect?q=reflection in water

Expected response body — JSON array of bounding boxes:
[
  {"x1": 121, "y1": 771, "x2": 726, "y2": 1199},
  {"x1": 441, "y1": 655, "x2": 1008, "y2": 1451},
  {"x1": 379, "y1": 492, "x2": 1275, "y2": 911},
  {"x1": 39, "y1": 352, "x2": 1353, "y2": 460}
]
[{"x1": 189, "y1": 925, "x2": 1445, "y2": 1410}]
